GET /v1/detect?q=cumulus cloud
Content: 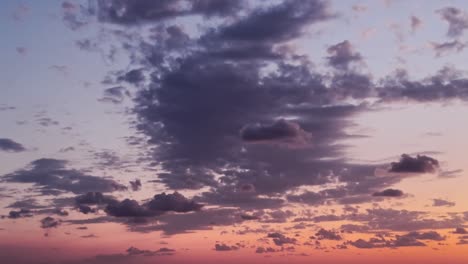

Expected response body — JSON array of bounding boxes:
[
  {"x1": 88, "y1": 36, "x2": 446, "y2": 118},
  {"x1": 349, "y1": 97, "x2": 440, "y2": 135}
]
[
  {"x1": 0, "y1": 138, "x2": 26, "y2": 152},
  {"x1": 389, "y1": 154, "x2": 439, "y2": 173},
  {"x1": 267, "y1": 232, "x2": 297, "y2": 246},
  {"x1": 214, "y1": 243, "x2": 239, "y2": 251},
  {"x1": 315, "y1": 228, "x2": 343, "y2": 240}
]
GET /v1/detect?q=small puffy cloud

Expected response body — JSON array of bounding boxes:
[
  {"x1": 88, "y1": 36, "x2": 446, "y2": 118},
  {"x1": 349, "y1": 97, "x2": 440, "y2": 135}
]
[
  {"x1": 389, "y1": 154, "x2": 439, "y2": 173},
  {"x1": 267, "y1": 232, "x2": 297, "y2": 246},
  {"x1": 214, "y1": 243, "x2": 239, "y2": 251},
  {"x1": 315, "y1": 228, "x2": 343, "y2": 240}
]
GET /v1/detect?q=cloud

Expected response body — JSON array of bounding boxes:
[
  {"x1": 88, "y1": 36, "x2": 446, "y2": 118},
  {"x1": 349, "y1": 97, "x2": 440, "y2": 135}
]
[
  {"x1": 105, "y1": 199, "x2": 158, "y2": 217},
  {"x1": 410, "y1": 15, "x2": 422, "y2": 33},
  {"x1": 147, "y1": 192, "x2": 203, "y2": 212},
  {"x1": 255, "y1": 247, "x2": 278, "y2": 253},
  {"x1": 453, "y1": 227, "x2": 468, "y2": 234},
  {"x1": 389, "y1": 154, "x2": 439, "y2": 173},
  {"x1": 99, "y1": 86, "x2": 129, "y2": 104},
  {"x1": 326, "y1": 40, "x2": 363, "y2": 71},
  {"x1": 3, "y1": 158, "x2": 127, "y2": 194},
  {"x1": 430, "y1": 40, "x2": 466, "y2": 57},
  {"x1": 267, "y1": 232, "x2": 297, "y2": 246},
  {"x1": 16, "y1": 47, "x2": 27, "y2": 55},
  {"x1": 105, "y1": 192, "x2": 202, "y2": 218},
  {"x1": 349, "y1": 233, "x2": 430, "y2": 249},
  {"x1": 372, "y1": 188, "x2": 404, "y2": 197},
  {"x1": 0, "y1": 138, "x2": 26, "y2": 152},
  {"x1": 437, "y1": 7, "x2": 468, "y2": 38},
  {"x1": 400, "y1": 231, "x2": 445, "y2": 241},
  {"x1": 75, "y1": 192, "x2": 117, "y2": 205},
  {"x1": 129, "y1": 179, "x2": 142, "y2": 191},
  {"x1": 214, "y1": 243, "x2": 239, "y2": 251},
  {"x1": 40, "y1": 216, "x2": 60, "y2": 229},
  {"x1": 315, "y1": 228, "x2": 343, "y2": 240},
  {"x1": 240, "y1": 119, "x2": 312, "y2": 147},
  {"x1": 96, "y1": 0, "x2": 243, "y2": 25},
  {"x1": 6, "y1": 209, "x2": 33, "y2": 219},
  {"x1": 432, "y1": 198, "x2": 456, "y2": 207}
]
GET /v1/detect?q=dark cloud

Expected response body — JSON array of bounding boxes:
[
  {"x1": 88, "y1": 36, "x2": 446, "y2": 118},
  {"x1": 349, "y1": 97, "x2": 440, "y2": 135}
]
[
  {"x1": 453, "y1": 227, "x2": 468, "y2": 234},
  {"x1": 129, "y1": 179, "x2": 142, "y2": 191},
  {"x1": 326, "y1": 40, "x2": 363, "y2": 71},
  {"x1": 75, "y1": 192, "x2": 117, "y2": 205},
  {"x1": 117, "y1": 69, "x2": 145, "y2": 85},
  {"x1": 105, "y1": 192, "x2": 202, "y2": 218},
  {"x1": 240, "y1": 119, "x2": 312, "y2": 147},
  {"x1": 400, "y1": 231, "x2": 445, "y2": 241},
  {"x1": 378, "y1": 67, "x2": 468, "y2": 102},
  {"x1": 432, "y1": 198, "x2": 455, "y2": 207},
  {"x1": 315, "y1": 228, "x2": 342, "y2": 240},
  {"x1": 213, "y1": 0, "x2": 332, "y2": 44},
  {"x1": 105, "y1": 199, "x2": 157, "y2": 217},
  {"x1": 349, "y1": 233, "x2": 429, "y2": 249},
  {"x1": 0, "y1": 138, "x2": 26, "y2": 152},
  {"x1": 389, "y1": 154, "x2": 439, "y2": 173},
  {"x1": 127, "y1": 246, "x2": 175, "y2": 256},
  {"x1": 147, "y1": 192, "x2": 203, "y2": 212},
  {"x1": 214, "y1": 243, "x2": 239, "y2": 251},
  {"x1": 267, "y1": 232, "x2": 297, "y2": 246},
  {"x1": 3, "y1": 158, "x2": 127, "y2": 194},
  {"x1": 372, "y1": 188, "x2": 404, "y2": 197},
  {"x1": 437, "y1": 7, "x2": 468, "y2": 38},
  {"x1": 6, "y1": 209, "x2": 33, "y2": 219},
  {"x1": 128, "y1": 208, "x2": 242, "y2": 235},
  {"x1": 78, "y1": 204, "x2": 96, "y2": 214},
  {"x1": 40, "y1": 216, "x2": 60, "y2": 229}
]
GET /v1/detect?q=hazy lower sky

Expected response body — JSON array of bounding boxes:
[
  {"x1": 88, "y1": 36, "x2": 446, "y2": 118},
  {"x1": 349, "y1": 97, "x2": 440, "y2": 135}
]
[{"x1": 1, "y1": 1, "x2": 468, "y2": 263}]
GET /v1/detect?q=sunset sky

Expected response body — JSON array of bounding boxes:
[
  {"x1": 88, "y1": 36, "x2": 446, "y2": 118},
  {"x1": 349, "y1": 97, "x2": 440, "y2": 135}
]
[{"x1": 2, "y1": 0, "x2": 468, "y2": 263}]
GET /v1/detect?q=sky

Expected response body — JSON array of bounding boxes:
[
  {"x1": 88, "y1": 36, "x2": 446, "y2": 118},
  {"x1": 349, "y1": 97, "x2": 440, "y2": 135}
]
[{"x1": 1, "y1": 0, "x2": 468, "y2": 263}]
